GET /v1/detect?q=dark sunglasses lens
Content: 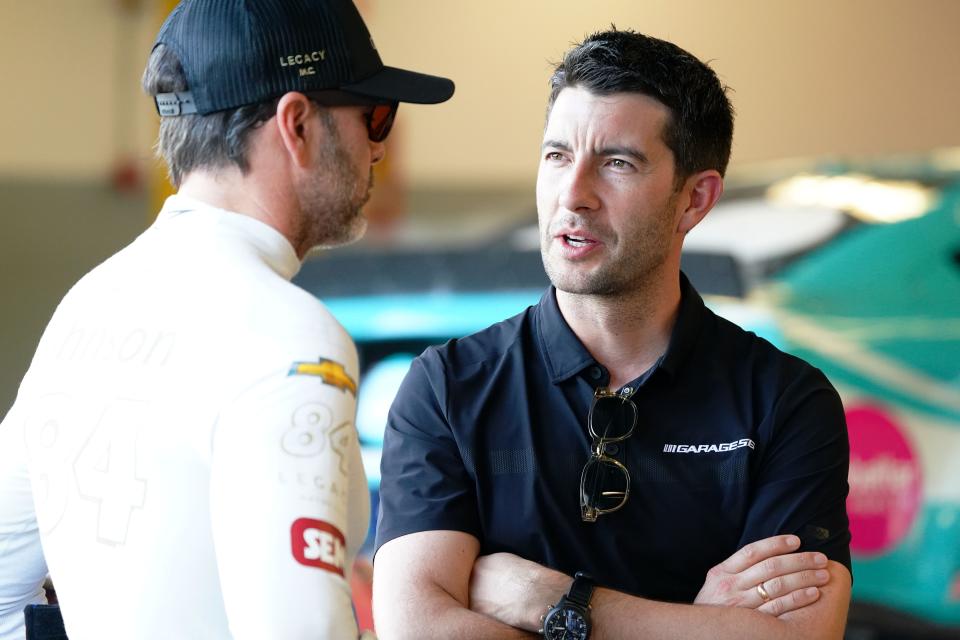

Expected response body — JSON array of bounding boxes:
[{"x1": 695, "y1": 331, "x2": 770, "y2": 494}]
[
  {"x1": 581, "y1": 457, "x2": 630, "y2": 512},
  {"x1": 368, "y1": 104, "x2": 397, "y2": 142},
  {"x1": 590, "y1": 395, "x2": 636, "y2": 440}
]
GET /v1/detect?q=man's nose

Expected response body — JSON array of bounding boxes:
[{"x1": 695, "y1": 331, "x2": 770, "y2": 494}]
[{"x1": 558, "y1": 163, "x2": 600, "y2": 213}]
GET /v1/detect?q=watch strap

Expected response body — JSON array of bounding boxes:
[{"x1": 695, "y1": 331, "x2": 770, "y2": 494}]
[{"x1": 565, "y1": 571, "x2": 596, "y2": 609}]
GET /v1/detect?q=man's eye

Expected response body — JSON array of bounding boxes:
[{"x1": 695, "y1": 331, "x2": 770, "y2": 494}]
[
  {"x1": 609, "y1": 159, "x2": 631, "y2": 169},
  {"x1": 544, "y1": 151, "x2": 564, "y2": 161}
]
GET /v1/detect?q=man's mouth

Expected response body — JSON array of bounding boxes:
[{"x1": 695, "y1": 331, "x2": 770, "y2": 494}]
[{"x1": 562, "y1": 234, "x2": 596, "y2": 247}]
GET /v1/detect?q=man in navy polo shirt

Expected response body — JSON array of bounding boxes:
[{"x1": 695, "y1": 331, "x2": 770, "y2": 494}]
[{"x1": 373, "y1": 29, "x2": 851, "y2": 639}]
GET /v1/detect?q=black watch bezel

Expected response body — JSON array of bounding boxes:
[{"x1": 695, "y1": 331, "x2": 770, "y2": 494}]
[{"x1": 540, "y1": 572, "x2": 596, "y2": 640}]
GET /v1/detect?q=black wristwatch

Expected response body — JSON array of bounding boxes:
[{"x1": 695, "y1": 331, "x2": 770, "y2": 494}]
[{"x1": 540, "y1": 572, "x2": 596, "y2": 640}]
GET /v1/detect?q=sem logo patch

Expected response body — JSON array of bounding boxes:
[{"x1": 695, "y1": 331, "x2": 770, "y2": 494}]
[
  {"x1": 289, "y1": 358, "x2": 357, "y2": 396},
  {"x1": 290, "y1": 518, "x2": 346, "y2": 575},
  {"x1": 662, "y1": 438, "x2": 755, "y2": 454}
]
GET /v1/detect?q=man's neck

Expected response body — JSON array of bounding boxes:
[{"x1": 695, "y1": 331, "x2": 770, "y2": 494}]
[
  {"x1": 177, "y1": 169, "x2": 302, "y2": 256},
  {"x1": 556, "y1": 272, "x2": 681, "y2": 390}
]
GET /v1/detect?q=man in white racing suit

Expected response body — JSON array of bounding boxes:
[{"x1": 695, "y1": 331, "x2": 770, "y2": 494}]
[{"x1": 0, "y1": 1, "x2": 453, "y2": 638}]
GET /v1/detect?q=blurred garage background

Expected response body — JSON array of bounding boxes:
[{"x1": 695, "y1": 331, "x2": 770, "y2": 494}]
[{"x1": 2, "y1": 1, "x2": 959, "y2": 638}]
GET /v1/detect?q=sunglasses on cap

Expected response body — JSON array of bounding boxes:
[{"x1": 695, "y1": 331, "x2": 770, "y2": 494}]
[{"x1": 306, "y1": 90, "x2": 398, "y2": 143}]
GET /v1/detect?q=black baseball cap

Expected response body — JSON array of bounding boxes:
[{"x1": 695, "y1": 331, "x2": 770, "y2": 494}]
[{"x1": 152, "y1": 0, "x2": 454, "y2": 116}]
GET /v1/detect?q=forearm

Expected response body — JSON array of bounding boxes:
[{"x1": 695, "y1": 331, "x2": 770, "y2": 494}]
[
  {"x1": 508, "y1": 582, "x2": 809, "y2": 640},
  {"x1": 374, "y1": 531, "x2": 539, "y2": 640},
  {"x1": 491, "y1": 553, "x2": 848, "y2": 640},
  {"x1": 376, "y1": 583, "x2": 536, "y2": 640},
  {"x1": 589, "y1": 590, "x2": 820, "y2": 640}
]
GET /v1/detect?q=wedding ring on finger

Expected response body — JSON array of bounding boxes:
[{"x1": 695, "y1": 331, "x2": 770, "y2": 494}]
[{"x1": 756, "y1": 582, "x2": 772, "y2": 602}]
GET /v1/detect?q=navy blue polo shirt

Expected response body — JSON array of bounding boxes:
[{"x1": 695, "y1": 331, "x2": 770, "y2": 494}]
[{"x1": 376, "y1": 274, "x2": 851, "y2": 602}]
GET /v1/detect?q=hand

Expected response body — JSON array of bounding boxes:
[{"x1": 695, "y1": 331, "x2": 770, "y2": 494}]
[
  {"x1": 469, "y1": 552, "x2": 571, "y2": 632},
  {"x1": 694, "y1": 535, "x2": 830, "y2": 616}
]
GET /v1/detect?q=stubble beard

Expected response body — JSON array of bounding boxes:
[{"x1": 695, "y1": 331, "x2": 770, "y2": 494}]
[
  {"x1": 297, "y1": 115, "x2": 372, "y2": 251},
  {"x1": 541, "y1": 194, "x2": 678, "y2": 298}
]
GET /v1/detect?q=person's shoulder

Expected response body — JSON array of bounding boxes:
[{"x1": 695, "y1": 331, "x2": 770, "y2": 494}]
[
  {"x1": 271, "y1": 280, "x2": 343, "y2": 326},
  {"x1": 707, "y1": 309, "x2": 834, "y2": 392},
  {"x1": 220, "y1": 289, "x2": 359, "y2": 406},
  {"x1": 189, "y1": 267, "x2": 356, "y2": 381},
  {"x1": 418, "y1": 304, "x2": 535, "y2": 373},
  {"x1": 256, "y1": 285, "x2": 355, "y2": 352}
]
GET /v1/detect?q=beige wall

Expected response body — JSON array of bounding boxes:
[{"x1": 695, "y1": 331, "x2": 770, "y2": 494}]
[
  {"x1": 365, "y1": 0, "x2": 960, "y2": 187},
  {"x1": 0, "y1": 1, "x2": 159, "y2": 180},
  {"x1": 1, "y1": 0, "x2": 959, "y2": 186}
]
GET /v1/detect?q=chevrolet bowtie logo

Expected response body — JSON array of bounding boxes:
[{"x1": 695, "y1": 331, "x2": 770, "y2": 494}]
[{"x1": 288, "y1": 358, "x2": 357, "y2": 396}]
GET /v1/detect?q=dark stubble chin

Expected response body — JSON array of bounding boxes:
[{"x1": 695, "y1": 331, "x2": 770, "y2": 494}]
[
  {"x1": 541, "y1": 193, "x2": 678, "y2": 297},
  {"x1": 297, "y1": 111, "x2": 371, "y2": 251}
]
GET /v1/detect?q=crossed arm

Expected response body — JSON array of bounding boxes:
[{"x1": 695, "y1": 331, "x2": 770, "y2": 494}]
[{"x1": 373, "y1": 530, "x2": 850, "y2": 640}]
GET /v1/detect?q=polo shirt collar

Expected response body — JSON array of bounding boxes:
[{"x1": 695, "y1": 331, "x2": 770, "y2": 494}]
[
  {"x1": 536, "y1": 272, "x2": 707, "y2": 384},
  {"x1": 659, "y1": 272, "x2": 707, "y2": 378},
  {"x1": 537, "y1": 287, "x2": 597, "y2": 383}
]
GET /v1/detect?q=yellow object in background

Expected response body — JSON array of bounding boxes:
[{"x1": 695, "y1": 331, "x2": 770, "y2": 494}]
[{"x1": 149, "y1": 0, "x2": 180, "y2": 219}]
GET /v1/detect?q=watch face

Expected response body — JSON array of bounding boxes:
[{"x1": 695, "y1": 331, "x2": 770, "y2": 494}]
[{"x1": 543, "y1": 607, "x2": 589, "y2": 640}]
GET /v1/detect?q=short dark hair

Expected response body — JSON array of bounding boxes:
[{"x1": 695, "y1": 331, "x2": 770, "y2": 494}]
[
  {"x1": 141, "y1": 45, "x2": 280, "y2": 188},
  {"x1": 547, "y1": 29, "x2": 734, "y2": 180}
]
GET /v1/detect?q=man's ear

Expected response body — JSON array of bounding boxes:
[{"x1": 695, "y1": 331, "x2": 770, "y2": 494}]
[
  {"x1": 274, "y1": 92, "x2": 320, "y2": 169},
  {"x1": 677, "y1": 169, "x2": 724, "y2": 234}
]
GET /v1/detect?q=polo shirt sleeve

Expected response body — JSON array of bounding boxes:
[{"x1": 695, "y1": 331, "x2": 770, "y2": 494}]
[
  {"x1": 737, "y1": 369, "x2": 852, "y2": 576},
  {"x1": 374, "y1": 348, "x2": 481, "y2": 554}
]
